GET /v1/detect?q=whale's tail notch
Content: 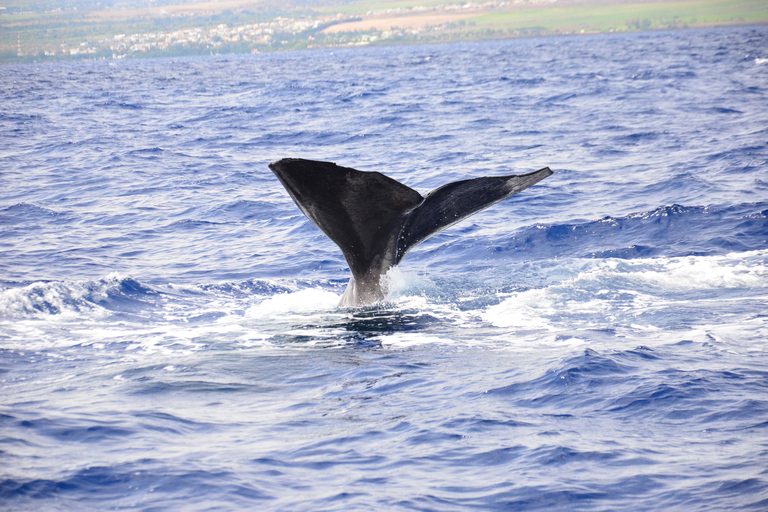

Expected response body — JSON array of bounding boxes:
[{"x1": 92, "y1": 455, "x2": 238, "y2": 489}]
[{"x1": 269, "y1": 158, "x2": 552, "y2": 306}]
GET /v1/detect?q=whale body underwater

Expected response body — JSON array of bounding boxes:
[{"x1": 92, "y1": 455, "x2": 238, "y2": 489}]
[{"x1": 270, "y1": 158, "x2": 553, "y2": 307}]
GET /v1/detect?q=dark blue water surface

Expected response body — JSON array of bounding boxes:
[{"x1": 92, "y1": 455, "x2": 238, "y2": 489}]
[{"x1": 2, "y1": 27, "x2": 768, "y2": 511}]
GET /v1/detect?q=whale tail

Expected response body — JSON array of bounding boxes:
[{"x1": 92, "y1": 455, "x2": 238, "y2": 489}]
[{"x1": 269, "y1": 158, "x2": 552, "y2": 306}]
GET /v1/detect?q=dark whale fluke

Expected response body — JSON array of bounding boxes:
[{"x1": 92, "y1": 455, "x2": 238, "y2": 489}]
[{"x1": 269, "y1": 158, "x2": 552, "y2": 307}]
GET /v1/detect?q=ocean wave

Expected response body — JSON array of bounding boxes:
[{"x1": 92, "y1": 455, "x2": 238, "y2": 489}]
[
  {"x1": 492, "y1": 202, "x2": 768, "y2": 261},
  {"x1": 0, "y1": 203, "x2": 69, "y2": 224},
  {"x1": 0, "y1": 274, "x2": 156, "y2": 320},
  {"x1": 487, "y1": 345, "x2": 768, "y2": 425}
]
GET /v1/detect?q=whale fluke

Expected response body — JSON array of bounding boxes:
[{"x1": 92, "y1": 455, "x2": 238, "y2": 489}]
[{"x1": 269, "y1": 158, "x2": 552, "y2": 307}]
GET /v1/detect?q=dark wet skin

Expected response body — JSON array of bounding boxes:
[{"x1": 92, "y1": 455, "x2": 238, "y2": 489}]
[{"x1": 270, "y1": 158, "x2": 552, "y2": 307}]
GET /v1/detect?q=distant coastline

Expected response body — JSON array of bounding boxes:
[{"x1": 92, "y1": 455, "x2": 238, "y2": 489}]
[{"x1": 2, "y1": 0, "x2": 767, "y2": 64}]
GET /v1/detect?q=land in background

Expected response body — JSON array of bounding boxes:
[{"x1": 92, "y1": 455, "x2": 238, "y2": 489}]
[{"x1": 2, "y1": 0, "x2": 767, "y2": 63}]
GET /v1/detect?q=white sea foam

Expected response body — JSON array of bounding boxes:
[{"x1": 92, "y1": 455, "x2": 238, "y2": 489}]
[
  {"x1": 481, "y1": 251, "x2": 768, "y2": 339},
  {"x1": 378, "y1": 332, "x2": 454, "y2": 347},
  {"x1": 245, "y1": 288, "x2": 340, "y2": 318},
  {"x1": 578, "y1": 252, "x2": 767, "y2": 290},
  {"x1": 381, "y1": 266, "x2": 437, "y2": 301},
  {"x1": 3, "y1": 252, "x2": 764, "y2": 353},
  {"x1": 481, "y1": 288, "x2": 557, "y2": 329}
]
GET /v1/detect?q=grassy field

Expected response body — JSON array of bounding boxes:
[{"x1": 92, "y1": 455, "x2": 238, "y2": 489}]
[{"x1": 469, "y1": 0, "x2": 768, "y2": 33}]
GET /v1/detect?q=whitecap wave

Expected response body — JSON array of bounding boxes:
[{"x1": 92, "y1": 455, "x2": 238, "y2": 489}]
[
  {"x1": 0, "y1": 274, "x2": 132, "y2": 319},
  {"x1": 481, "y1": 251, "x2": 768, "y2": 341}
]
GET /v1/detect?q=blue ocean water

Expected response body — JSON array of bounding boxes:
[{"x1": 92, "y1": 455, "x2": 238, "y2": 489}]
[{"x1": 1, "y1": 26, "x2": 768, "y2": 510}]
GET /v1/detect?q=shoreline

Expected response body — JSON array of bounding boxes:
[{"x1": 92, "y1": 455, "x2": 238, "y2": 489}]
[{"x1": 2, "y1": 0, "x2": 767, "y2": 65}]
